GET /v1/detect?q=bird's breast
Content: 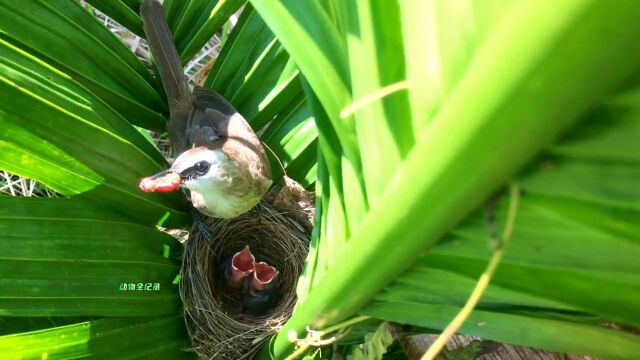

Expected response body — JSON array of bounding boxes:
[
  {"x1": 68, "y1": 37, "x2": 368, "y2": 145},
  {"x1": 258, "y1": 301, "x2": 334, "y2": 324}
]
[{"x1": 191, "y1": 188, "x2": 263, "y2": 219}]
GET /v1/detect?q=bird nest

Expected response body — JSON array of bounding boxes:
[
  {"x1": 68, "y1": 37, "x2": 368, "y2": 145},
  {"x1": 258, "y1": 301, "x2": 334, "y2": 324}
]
[{"x1": 180, "y1": 178, "x2": 313, "y2": 359}]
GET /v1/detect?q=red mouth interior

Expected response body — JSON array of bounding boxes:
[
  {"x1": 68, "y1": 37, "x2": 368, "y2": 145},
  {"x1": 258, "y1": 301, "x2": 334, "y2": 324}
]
[
  {"x1": 254, "y1": 262, "x2": 278, "y2": 283},
  {"x1": 231, "y1": 246, "x2": 255, "y2": 272}
]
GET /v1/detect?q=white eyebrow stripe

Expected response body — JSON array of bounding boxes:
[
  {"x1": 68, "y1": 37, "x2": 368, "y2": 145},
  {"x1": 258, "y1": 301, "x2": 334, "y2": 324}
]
[{"x1": 172, "y1": 148, "x2": 227, "y2": 174}]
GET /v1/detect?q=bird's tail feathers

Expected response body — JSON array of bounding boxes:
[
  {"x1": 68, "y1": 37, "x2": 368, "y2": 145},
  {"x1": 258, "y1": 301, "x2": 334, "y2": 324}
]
[{"x1": 140, "y1": 0, "x2": 191, "y2": 106}]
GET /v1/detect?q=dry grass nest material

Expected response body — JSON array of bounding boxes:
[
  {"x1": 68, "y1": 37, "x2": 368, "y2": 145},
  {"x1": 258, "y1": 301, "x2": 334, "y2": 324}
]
[{"x1": 180, "y1": 200, "x2": 311, "y2": 359}]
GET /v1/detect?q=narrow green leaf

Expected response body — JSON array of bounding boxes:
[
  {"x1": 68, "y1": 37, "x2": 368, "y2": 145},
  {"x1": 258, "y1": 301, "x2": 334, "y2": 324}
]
[
  {"x1": 250, "y1": 0, "x2": 372, "y2": 267},
  {"x1": 0, "y1": 316, "x2": 193, "y2": 359},
  {"x1": 261, "y1": 96, "x2": 316, "y2": 177},
  {"x1": 362, "y1": 87, "x2": 640, "y2": 358},
  {"x1": 420, "y1": 175, "x2": 640, "y2": 327},
  {"x1": 0, "y1": 197, "x2": 181, "y2": 317},
  {"x1": 172, "y1": 0, "x2": 218, "y2": 51},
  {"x1": 121, "y1": 0, "x2": 142, "y2": 12},
  {"x1": 300, "y1": 80, "x2": 350, "y2": 221},
  {"x1": 179, "y1": 0, "x2": 247, "y2": 63},
  {"x1": 163, "y1": 0, "x2": 188, "y2": 30},
  {"x1": 251, "y1": 0, "x2": 361, "y2": 165},
  {"x1": 205, "y1": 4, "x2": 301, "y2": 125},
  {"x1": 0, "y1": 38, "x2": 164, "y2": 164},
  {"x1": 271, "y1": 1, "x2": 640, "y2": 356},
  {"x1": 205, "y1": 5, "x2": 319, "y2": 185},
  {"x1": 376, "y1": 267, "x2": 576, "y2": 312},
  {"x1": 86, "y1": 0, "x2": 145, "y2": 37},
  {"x1": 357, "y1": 322, "x2": 396, "y2": 360},
  {"x1": 0, "y1": 0, "x2": 167, "y2": 129},
  {"x1": 0, "y1": 38, "x2": 187, "y2": 226},
  {"x1": 0, "y1": 130, "x2": 102, "y2": 196},
  {"x1": 228, "y1": 45, "x2": 298, "y2": 122},
  {"x1": 398, "y1": 0, "x2": 512, "y2": 130},
  {"x1": 549, "y1": 105, "x2": 640, "y2": 163},
  {"x1": 362, "y1": 301, "x2": 640, "y2": 360},
  {"x1": 249, "y1": 70, "x2": 303, "y2": 131},
  {"x1": 521, "y1": 160, "x2": 640, "y2": 209},
  {"x1": 205, "y1": 6, "x2": 272, "y2": 92},
  {"x1": 250, "y1": 0, "x2": 351, "y2": 112},
  {"x1": 283, "y1": 142, "x2": 318, "y2": 188},
  {"x1": 0, "y1": 317, "x2": 94, "y2": 337},
  {"x1": 344, "y1": 1, "x2": 413, "y2": 203},
  {"x1": 295, "y1": 149, "x2": 324, "y2": 303}
]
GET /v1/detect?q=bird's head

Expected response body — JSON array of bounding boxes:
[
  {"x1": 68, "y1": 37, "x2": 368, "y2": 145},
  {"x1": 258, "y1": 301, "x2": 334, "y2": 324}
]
[{"x1": 139, "y1": 147, "x2": 225, "y2": 193}]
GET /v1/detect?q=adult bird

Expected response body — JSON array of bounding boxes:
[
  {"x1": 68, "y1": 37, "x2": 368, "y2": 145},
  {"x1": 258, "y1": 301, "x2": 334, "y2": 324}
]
[{"x1": 138, "y1": 0, "x2": 272, "y2": 219}]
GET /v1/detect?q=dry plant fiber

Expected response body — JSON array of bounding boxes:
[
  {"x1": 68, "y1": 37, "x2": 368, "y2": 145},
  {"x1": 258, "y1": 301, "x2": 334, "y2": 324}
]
[{"x1": 180, "y1": 201, "x2": 310, "y2": 359}]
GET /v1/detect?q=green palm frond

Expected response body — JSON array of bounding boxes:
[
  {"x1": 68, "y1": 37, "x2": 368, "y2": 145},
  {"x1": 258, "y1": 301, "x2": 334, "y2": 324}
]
[
  {"x1": 249, "y1": 0, "x2": 640, "y2": 358},
  {"x1": 1, "y1": 0, "x2": 639, "y2": 359}
]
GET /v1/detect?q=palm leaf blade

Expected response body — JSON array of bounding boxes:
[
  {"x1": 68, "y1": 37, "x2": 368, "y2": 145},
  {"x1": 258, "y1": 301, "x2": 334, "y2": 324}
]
[
  {"x1": 260, "y1": 1, "x2": 640, "y2": 357},
  {"x1": 0, "y1": 316, "x2": 193, "y2": 359},
  {"x1": 0, "y1": 197, "x2": 181, "y2": 317},
  {"x1": 362, "y1": 301, "x2": 640, "y2": 360},
  {"x1": 0, "y1": 0, "x2": 166, "y2": 129}
]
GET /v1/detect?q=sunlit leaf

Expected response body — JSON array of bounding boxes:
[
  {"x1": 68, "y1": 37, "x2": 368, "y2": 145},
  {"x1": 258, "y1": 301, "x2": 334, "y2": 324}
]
[
  {"x1": 0, "y1": 0, "x2": 167, "y2": 129},
  {"x1": 0, "y1": 37, "x2": 187, "y2": 226},
  {"x1": 0, "y1": 197, "x2": 182, "y2": 317},
  {"x1": 0, "y1": 316, "x2": 193, "y2": 359}
]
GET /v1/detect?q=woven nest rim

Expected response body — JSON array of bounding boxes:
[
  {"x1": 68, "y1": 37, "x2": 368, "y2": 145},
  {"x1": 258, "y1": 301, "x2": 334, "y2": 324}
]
[{"x1": 180, "y1": 202, "x2": 310, "y2": 359}]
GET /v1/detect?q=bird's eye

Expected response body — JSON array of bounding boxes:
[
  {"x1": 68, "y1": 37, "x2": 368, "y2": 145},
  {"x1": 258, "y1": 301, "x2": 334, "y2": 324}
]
[{"x1": 194, "y1": 161, "x2": 210, "y2": 175}]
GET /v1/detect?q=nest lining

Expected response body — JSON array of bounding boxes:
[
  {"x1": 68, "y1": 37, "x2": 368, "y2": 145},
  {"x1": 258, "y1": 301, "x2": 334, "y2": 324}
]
[{"x1": 180, "y1": 202, "x2": 310, "y2": 359}]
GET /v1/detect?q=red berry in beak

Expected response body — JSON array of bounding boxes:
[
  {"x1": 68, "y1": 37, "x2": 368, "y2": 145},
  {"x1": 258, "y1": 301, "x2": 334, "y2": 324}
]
[
  {"x1": 138, "y1": 171, "x2": 181, "y2": 192},
  {"x1": 139, "y1": 176, "x2": 157, "y2": 192}
]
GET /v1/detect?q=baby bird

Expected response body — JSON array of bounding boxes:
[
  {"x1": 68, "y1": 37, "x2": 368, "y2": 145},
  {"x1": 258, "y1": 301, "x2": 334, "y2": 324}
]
[
  {"x1": 221, "y1": 246, "x2": 281, "y2": 315},
  {"x1": 244, "y1": 261, "x2": 281, "y2": 316}
]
